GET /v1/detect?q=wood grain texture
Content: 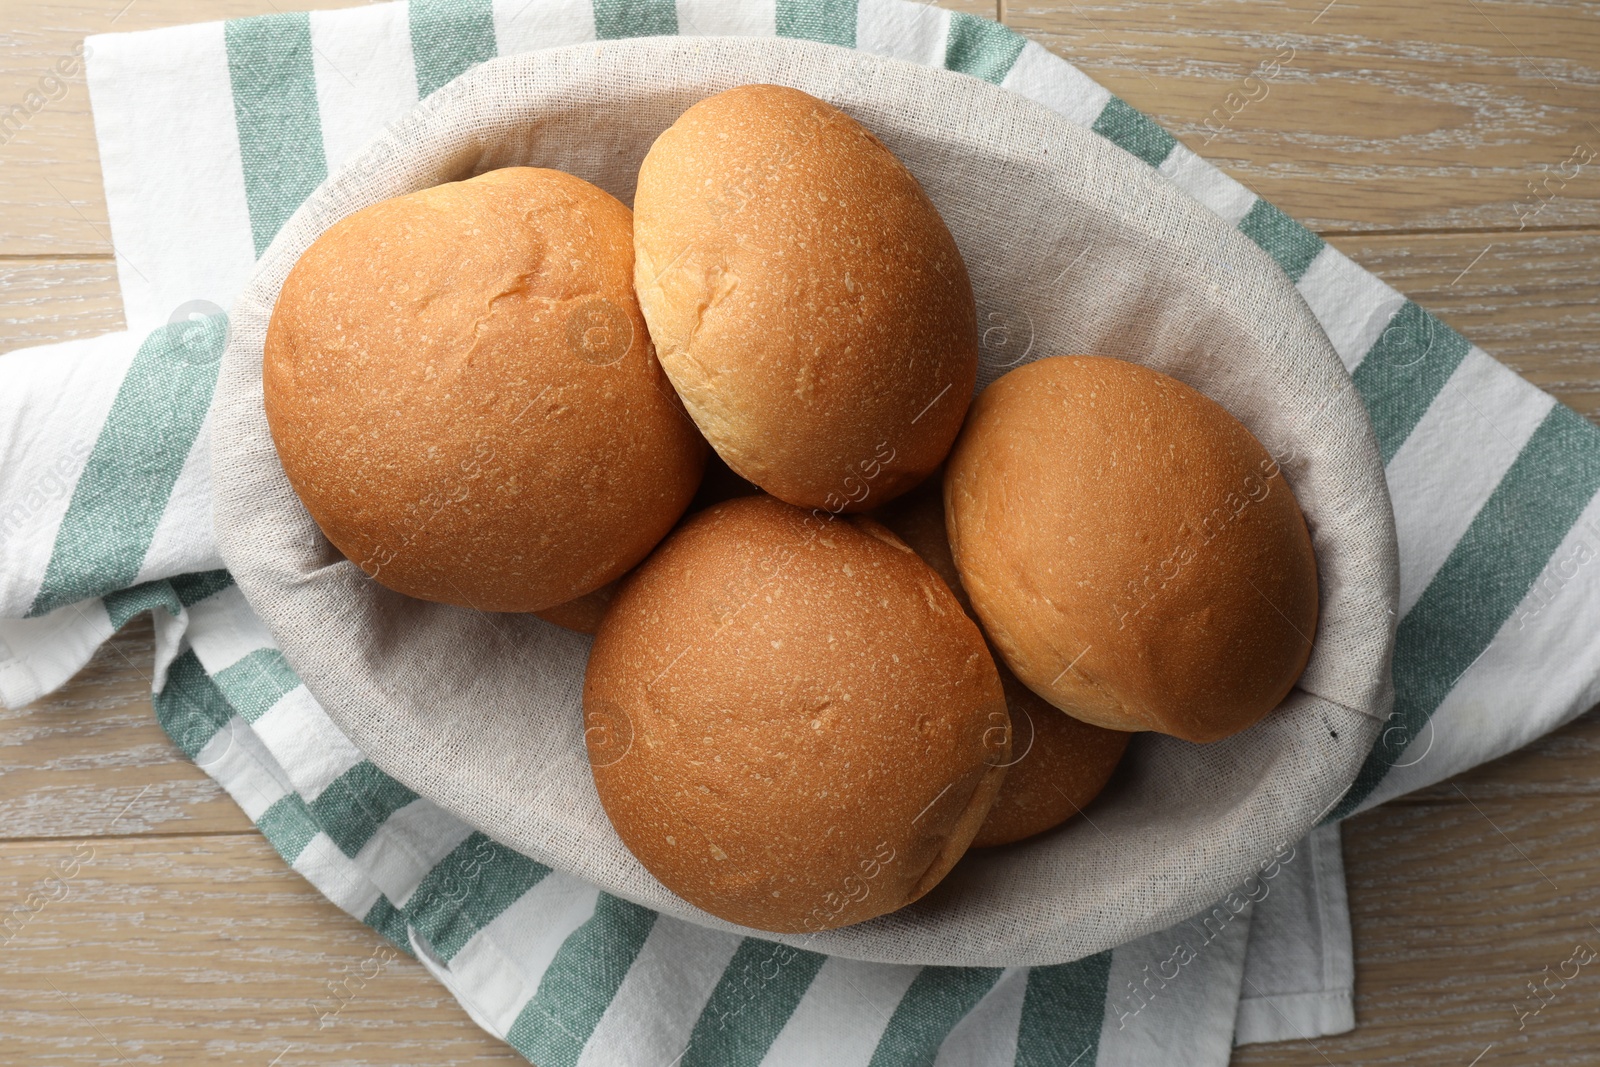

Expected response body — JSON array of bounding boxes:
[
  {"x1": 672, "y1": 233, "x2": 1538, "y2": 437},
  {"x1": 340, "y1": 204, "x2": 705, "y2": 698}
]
[
  {"x1": 7, "y1": 0, "x2": 1598, "y2": 250},
  {"x1": 1006, "y1": 0, "x2": 1600, "y2": 235},
  {"x1": 0, "y1": 617, "x2": 250, "y2": 841},
  {"x1": 1, "y1": 0, "x2": 1598, "y2": 1064},
  {"x1": 0, "y1": 255, "x2": 123, "y2": 349},
  {"x1": 0, "y1": 835, "x2": 525, "y2": 1065},
  {"x1": 1234, "y1": 798, "x2": 1600, "y2": 1066}
]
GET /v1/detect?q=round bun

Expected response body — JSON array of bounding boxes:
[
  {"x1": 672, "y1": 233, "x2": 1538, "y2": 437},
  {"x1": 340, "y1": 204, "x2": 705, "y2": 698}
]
[
  {"x1": 633, "y1": 84, "x2": 978, "y2": 513},
  {"x1": 945, "y1": 356, "x2": 1319, "y2": 744},
  {"x1": 878, "y1": 481, "x2": 1130, "y2": 848},
  {"x1": 264, "y1": 167, "x2": 706, "y2": 613},
  {"x1": 537, "y1": 452, "x2": 760, "y2": 635},
  {"x1": 584, "y1": 494, "x2": 1009, "y2": 933}
]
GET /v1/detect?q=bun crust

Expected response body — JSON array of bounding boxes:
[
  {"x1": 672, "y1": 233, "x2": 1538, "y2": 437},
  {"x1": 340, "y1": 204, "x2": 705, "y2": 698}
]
[
  {"x1": 877, "y1": 480, "x2": 1129, "y2": 847},
  {"x1": 945, "y1": 356, "x2": 1318, "y2": 744},
  {"x1": 264, "y1": 168, "x2": 706, "y2": 613},
  {"x1": 584, "y1": 495, "x2": 1008, "y2": 933},
  {"x1": 534, "y1": 580, "x2": 618, "y2": 635},
  {"x1": 972, "y1": 677, "x2": 1130, "y2": 847},
  {"x1": 633, "y1": 85, "x2": 977, "y2": 513}
]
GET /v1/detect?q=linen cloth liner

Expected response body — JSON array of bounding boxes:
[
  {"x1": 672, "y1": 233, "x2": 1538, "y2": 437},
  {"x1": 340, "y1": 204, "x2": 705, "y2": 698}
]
[{"x1": 210, "y1": 34, "x2": 1396, "y2": 969}]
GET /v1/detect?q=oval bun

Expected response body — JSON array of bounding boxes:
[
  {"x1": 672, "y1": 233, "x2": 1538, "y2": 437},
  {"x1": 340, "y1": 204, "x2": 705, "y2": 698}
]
[
  {"x1": 633, "y1": 84, "x2": 977, "y2": 513},
  {"x1": 945, "y1": 356, "x2": 1318, "y2": 744},
  {"x1": 264, "y1": 167, "x2": 706, "y2": 613},
  {"x1": 877, "y1": 480, "x2": 1130, "y2": 847},
  {"x1": 584, "y1": 495, "x2": 1008, "y2": 933},
  {"x1": 538, "y1": 452, "x2": 761, "y2": 635}
]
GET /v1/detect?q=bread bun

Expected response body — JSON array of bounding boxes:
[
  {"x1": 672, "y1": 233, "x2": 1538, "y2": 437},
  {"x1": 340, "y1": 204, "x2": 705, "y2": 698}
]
[
  {"x1": 533, "y1": 580, "x2": 617, "y2": 635},
  {"x1": 945, "y1": 356, "x2": 1318, "y2": 743},
  {"x1": 583, "y1": 495, "x2": 1008, "y2": 933},
  {"x1": 973, "y1": 677, "x2": 1131, "y2": 846},
  {"x1": 633, "y1": 85, "x2": 977, "y2": 513},
  {"x1": 877, "y1": 480, "x2": 1129, "y2": 847},
  {"x1": 538, "y1": 453, "x2": 759, "y2": 635},
  {"x1": 264, "y1": 168, "x2": 706, "y2": 613}
]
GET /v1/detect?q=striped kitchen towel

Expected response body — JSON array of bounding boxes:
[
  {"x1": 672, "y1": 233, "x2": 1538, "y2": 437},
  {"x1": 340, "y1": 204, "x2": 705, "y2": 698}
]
[{"x1": 1, "y1": 0, "x2": 1596, "y2": 1062}]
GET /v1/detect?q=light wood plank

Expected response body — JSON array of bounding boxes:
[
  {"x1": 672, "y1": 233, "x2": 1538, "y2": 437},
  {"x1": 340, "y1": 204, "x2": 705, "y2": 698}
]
[
  {"x1": 0, "y1": 834, "x2": 525, "y2": 1065},
  {"x1": 0, "y1": 617, "x2": 251, "y2": 840},
  {"x1": 3, "y1": 808, "x2": 1598, "y2": 1066},
  {"x1": 0, "y1": 255, "x2": 123, "y2": 350},
  {"x1": 1005, "y1": 0, "x2": 1600, "y2": 235},
  {"x1": 5, "y1": 0, "x2": 1599, "y2": 254},
  {"x1": 1233, "y1": 797, "x2": 1600, "y2": 1066}
]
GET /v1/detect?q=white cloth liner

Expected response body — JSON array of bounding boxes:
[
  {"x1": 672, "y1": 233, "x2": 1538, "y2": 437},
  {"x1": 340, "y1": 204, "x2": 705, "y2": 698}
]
[{"x1": 211, "y1": 36, "x2": 1398, "y2": 968}]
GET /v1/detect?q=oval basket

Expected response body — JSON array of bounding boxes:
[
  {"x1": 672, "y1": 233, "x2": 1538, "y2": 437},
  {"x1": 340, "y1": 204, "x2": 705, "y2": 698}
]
[{"x1": 212, "y1": 35, "x2": 1398, "y2": 968}]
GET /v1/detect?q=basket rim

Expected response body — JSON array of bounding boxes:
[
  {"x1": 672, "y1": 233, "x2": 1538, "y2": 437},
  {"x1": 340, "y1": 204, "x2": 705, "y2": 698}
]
[{"x1": 212, "y1": 34, "x2": 1398, "y2": 967}]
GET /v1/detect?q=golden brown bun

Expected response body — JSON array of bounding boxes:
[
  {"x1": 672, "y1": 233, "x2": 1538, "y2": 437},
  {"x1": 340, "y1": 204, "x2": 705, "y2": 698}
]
[
  {"x1": 945, "y1": 356, "x2": 1318, "y2": 744},
  {"x1": 540, "y1": 450, "x2": 767, "y2": 635},
  {"x1": 633, "y1": 85, "x2": 978, "y2": 513},
  {"x1": 539, "y1": 452, "x2": 761, "y2": 634},
  {"x1": 973, "y1": 672, "x2": 1131, "y2": 846},
  {"x1": 264, "y1": 168, "x2": 707, "y2": 613},
  {"x1": 584, "y1": 495, "x2": 1009, "y2": 933},
  {"x1": 876, "y1": 480, "x2": 1130, "y2": 847},
  {"x1": 534, "y1": 580, "x2": 618, "y2": 635}
]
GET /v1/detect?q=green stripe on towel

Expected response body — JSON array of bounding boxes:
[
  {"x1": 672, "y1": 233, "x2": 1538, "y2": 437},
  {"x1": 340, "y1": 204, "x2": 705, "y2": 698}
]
[
  {"x1": 169, "y1": 569, "x2": 235, "y2": 608},
  {"x1": 1351, "y1": 302, "x2": 1473, "y2": 464},
  {"x1": 257, "y1": 792, "x2": 322, "y2": 863},
  {"x1": 213, "y1": 647, "x2": 301, "y2": 723},
  {"x1": 593, "y1": 0, "x2": 678, "y2": 39},
  {"x1": 1237, "y1": 198, "x2": 1324, "y2": 284},
  {"x1": 28, "y1": 316, "x2": 227, "y2": 619},
  {"x1": 944, "y1": 13, "x2": 1026, "y2": 85},
  {"x1": 152, "y1": 649, "x2": 235, "y2": 761},
  {"x1": 1015, "y1": 952, "x2": 1114, "y2": 1067},
  {"x1": 310, "y1": 760, "x2": 421, "y2": 857},
  {"x1": 103, "y1": 580, "x2": 183, "y2": 630},
  {"x1": 1333, "y1": 403, "x2": 1600, "y2": 819},
  {"x1": 364, "y1": 894, "x2": 417, "y2": 955},
  {"x1": 1090, "y1": 96, "x2": 1177, "y2": 170},
  {"x1": 225, "y1": 13, "x2": 328, "y2": 257},
  {"x1": 507, "y1": 893, "x2": 659, "y2": 1067},
  {"x1": 680, "y1": 938, "x2": 828, "y2": 1067},
  {"x1": 404, "y1": 832, "x2": 552, "y2": 961},
  {"x1": 869, "y1": 966, "x2": 1003, "y2": 1066},
  {"x1": 776, "y1": 0, "x2": 856, "y2": 47},
  {"x1": 409, "y1": 0, "x2": 499, "y2": 99}
]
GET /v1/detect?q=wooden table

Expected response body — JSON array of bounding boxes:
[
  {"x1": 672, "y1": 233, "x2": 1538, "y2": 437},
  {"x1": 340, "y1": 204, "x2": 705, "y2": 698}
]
[{"x1": 3, "y1": 1, "x2": 1597, "y2": 1063}]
